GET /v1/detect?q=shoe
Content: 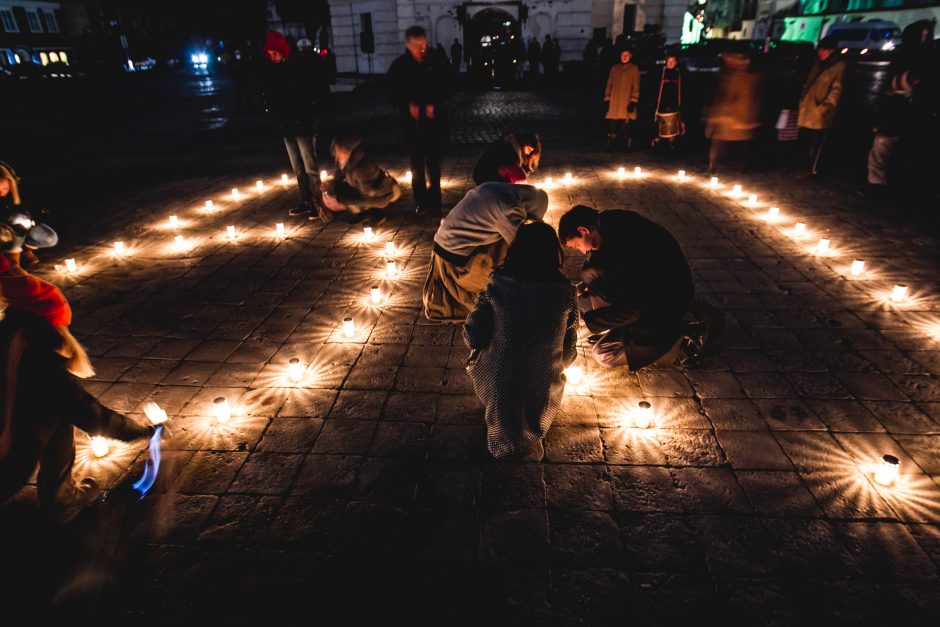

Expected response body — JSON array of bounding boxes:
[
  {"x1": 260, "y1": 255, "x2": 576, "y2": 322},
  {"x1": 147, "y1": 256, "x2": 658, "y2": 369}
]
[
  {"x1": 676, "y1": 321, "x2": 709, "y2": 369},
  {"x1": 49, "y1": 478, "x2": 101, "y2": 525},
  {"x1": 288, "y1": 204, "x2": 310, "y2": 217}
]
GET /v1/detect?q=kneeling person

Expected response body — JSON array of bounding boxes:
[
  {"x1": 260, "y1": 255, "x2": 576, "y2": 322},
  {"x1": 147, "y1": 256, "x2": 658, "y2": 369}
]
[
  {"x1": 320, "y1": 137, "x2": 401, "y2": 226},
  {"x1": 423, "y1": 181, "x2": 548, "y2": 323}
]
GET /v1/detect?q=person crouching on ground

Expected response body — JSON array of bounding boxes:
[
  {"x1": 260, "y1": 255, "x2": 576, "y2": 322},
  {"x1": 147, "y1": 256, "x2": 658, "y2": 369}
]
[
  {"x1": 0, "y1": 226, "x2": 154, "y2": 524},
  {"x1": 423, "y1": 181, "x2": 548, "y2": 323},
  {"x1": 319, "y1": 137, "x2": 401, "y2": 227},
  {"x1": 1, "y1": 161, "x2": 58, "y2": 267},
  {"x1": 464, "y1": 221, "x2": 578, "y2": 461},
  {"x1": 559, "y1": 205, "x2": 701, "y2": 371},
  {"x1": 471, "y1": 132, "x2": 542, "y2": 185}
]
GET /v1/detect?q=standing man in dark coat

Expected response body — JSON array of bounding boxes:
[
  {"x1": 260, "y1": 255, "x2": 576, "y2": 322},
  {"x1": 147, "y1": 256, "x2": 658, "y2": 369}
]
[
  {"x1": 262, "y1": 30, "x2": 325, "y2": 219},
  {"x1": 387, "y1": 26, "x2": 456, "y2": 215},
  {"x1": 559, "y1": 205, "x2": 698, "y2": 371},
  {"x1": 527, "y1": 37, "x2": 541, "y2": 79},
  {"x1": 451, "y1": 38, "x2": 463, "y2": 72}
]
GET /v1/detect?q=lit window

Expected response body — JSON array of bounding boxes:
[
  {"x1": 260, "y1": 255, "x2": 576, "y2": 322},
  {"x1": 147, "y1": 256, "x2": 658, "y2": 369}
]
[
  {"x1": 59, "y1": 51, "x2": 68, "y2": 64},
  {"x1": 26, "y1": 10, "x2": 42, "y2": 33},
  {"x1": 43, "y1": 10, "x2": 59, "y2": 33},
  {"x1": 49, "y1": 51, "x2": 59, "y2": 63},
  {"x1": 40, "y1": 51, "x2": 48, "y2": 66},
  {"x1": 0, "y1": 9, "x2": 17, "y2": 33}
]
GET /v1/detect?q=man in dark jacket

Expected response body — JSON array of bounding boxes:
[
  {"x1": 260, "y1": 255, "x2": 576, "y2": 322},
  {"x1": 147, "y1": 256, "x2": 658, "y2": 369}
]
[
  {"x1": 471, "y1": 132, "x2": 541, "y2": 185},
  {"x1": 262, "y1": 30, "x2": 324, "y2": 219},
  {"x1": 559, "y1": 205, "x2": 696, "y2": 371},
  {"x1": 387, "y1": 26, "x2": 456, "y2": 215}
]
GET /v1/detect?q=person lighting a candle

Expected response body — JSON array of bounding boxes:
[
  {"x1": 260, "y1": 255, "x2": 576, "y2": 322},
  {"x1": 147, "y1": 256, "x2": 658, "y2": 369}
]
[
  {"x1": 318, "y1": 137, "x2": 401, "y2": 227},
  {"x1": 0, "y1": 225, "x2": 156, "y2": 525},
  {"x1": 471, "y1": 132, "x2": 542, "y2": 185}
]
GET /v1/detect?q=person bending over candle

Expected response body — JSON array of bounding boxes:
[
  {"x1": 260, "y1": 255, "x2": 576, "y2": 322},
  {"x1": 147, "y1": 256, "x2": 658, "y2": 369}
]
[
  {"x1": 318, "y1": 137, "x2": 401, "y2": 227},
  {"x1": 559, "y1": 205, "x2": 712, "y2": 370},
  {"x1": 471, "y1": 132, "x2": 542, "y2": 185},
  {"x1": 0, "y1": 226, "x2": 154, "y2": 524},
  {"x1": 464, "y1": 221, "x2": 578, "y2": 461},
  {"x1": 423, "y1": 182, "x2": 548, "y2": 323},
  {"x1": 1, "y1": 160, "x2": 59, "y2": 267}
]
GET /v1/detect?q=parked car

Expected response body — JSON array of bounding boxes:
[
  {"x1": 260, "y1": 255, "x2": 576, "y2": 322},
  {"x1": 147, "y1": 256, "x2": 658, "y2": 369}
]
[{"x1": 824, "y1": 20, "x2": 901, "y2": 52}]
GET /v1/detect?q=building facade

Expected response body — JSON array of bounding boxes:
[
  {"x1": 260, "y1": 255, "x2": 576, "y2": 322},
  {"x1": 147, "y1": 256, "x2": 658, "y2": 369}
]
[
  {"x1": 0, "y1": 1, "x2": 70, "y2": 68},
  {"x1": 321, "y1": 0, "x2": 686, "y2": 75}
]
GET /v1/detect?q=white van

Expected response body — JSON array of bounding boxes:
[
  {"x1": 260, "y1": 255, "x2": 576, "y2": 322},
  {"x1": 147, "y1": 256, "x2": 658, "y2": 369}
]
[{"x1": 825, "y1": 20, "x2": 902, "y2": 51}]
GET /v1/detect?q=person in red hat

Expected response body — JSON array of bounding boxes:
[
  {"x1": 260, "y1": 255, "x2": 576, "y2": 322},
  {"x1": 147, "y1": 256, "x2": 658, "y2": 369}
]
[
  {"x1": 262, "y1": 30, "x2": 328, "y2": 220},
  {"x1": 0, "y1": 225, "x2": 154, "y2": 524}
]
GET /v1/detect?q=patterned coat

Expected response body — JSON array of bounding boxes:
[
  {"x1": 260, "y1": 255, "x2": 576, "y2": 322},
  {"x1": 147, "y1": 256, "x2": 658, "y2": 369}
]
[{"x1": 463, "y1": 270, "x2": 579, "y2": 458}]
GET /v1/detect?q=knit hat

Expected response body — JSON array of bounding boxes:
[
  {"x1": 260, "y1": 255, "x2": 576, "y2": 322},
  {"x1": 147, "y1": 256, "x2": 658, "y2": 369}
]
[{"x1": 264, "y1": 31, "x2": 291, "y2": 61}]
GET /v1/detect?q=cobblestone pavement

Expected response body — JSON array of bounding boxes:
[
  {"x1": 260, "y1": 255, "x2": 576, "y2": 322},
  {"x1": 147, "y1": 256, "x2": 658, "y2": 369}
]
[{"x1": 3, "y1": 88, "x2": 940, "y2": 624}]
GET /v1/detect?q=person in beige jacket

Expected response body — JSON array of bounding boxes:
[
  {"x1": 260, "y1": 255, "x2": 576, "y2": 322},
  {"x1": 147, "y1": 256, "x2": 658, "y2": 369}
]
[
  {"x1": 797, "y1": 37, "x2": 846, "y2": 177},
  {"x1": 604, "y1": 48, "x2": 641, "y2": 149}
]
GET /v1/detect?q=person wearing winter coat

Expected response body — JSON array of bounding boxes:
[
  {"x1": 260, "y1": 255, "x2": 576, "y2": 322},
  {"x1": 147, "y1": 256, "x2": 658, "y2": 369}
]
[
  {"x1": 0, "y1": 226, "x2": 154, "y2": 524},
  {"x1": 471, "y1": 132, "x2": 542, "y2": 185},
  {"x1": 705, "y1": 53, "x2": 762, "y2": 173},
  {"x1": 796, "y1": 37, "x2": 846, "y2": 177},
  {"x1": 262, "y1": 30, "x2": 325, "y2": 219},
  {"x1": 320, "y1": 137, "x2": 401, "y2": 226},
  {"x1": 464, "y1": 221, "x2": 578, "y2": 461},
  {"x1": 865, "y1": 70, "x2": 919, "y2": 192},
  {"x1": 387, "y1": 26, "x2": 456, "y2": 216},
  {"x1": 604, "y1": 48, "x2": 641, "y2": 149},
  {"x1": 559, "y1": 205, "x2": 695, "y2": 371},
  {"x1": 1, "y1": 161, "x2": 58, "y2": 267},
  {"x1": 423, "y1": 182, "x2": 548, "y2": 323},
  {"x1": 654, "y1": 55, "x2": 685, "y2": 149}
]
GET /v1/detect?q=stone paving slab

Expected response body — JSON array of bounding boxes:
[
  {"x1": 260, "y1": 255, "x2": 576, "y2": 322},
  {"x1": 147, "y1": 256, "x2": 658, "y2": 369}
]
[{"x1": 3, "y1": 91, "x2": 940, "y2": 623}]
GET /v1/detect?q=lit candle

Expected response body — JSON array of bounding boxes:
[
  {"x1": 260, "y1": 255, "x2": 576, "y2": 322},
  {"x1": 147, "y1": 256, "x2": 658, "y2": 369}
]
[
  {"x1": 873, "y1": 454, "x2": 899, "y2": 486},
  {"x1": 288, "y1": 357, "x2": 303, "y2": 383},
  {"x1": 564, "y1": 172, "x2": 573, "y2": 183},
  {"x1": 386, "y1": 259, "x2": 398, "y2": 278},
  {"x1": 364, "y1": 226, "x2": 374, "y2": 242},
  {"x1": 319, "y1": 170, "x2": 328, "y2": 182},
  {"x1": 174, "y1": 234, "x2": 185, "y2": 248},
  {"x1": 747, "y1": 194, "x2": 758, "y2": 206},
  {"x1": 617, "y1": 166, "x2": 626, "y2": 178},
  {"x1": 405, "y1": 170, "x2": 413, "y2": 183},
  {"x1": 794, "y1": 222, "x2": 806, "y2": 236},
  {"x1": 817, "y1": 238, "x2": 830, "y2": 253},
  {"x1": 633, "y1": 166, "x2": 641, "y2": 177},
  {"x1": 890, "y1": 284, "x2": 908, "y2": 303},
  {"x1": 546, "y1": 176, "x2": 554, "y2": 185},
  {"x1": 564, "y1": 365, "x2": 583, "y2": 385},
  {"x1": 205, "y1": 200, "x2": 214, "y2": 211},
  {"x1": 634, "y1": 401, "x2": 654, "y2": 429},
  {"x1": 143, "y1": 402, "x2": 168, "y2": 425},
  {"x1": 850, "y1": 259, "x2": 865, "y2": 276},
  {"x1": 767, "y1": 206, "x2": 780, "y2": 219},
  {"x1": 732, "y1": 184, "x2": 742, "y2": 196},
  {"x1": 231, "y1": 187, "x2": 240, "y2": 199},
  {"x1": 114, "y1": 241, "x2": 125, "y2": 255},
  {"x1": 385, "y1": 241, "x2": 396, "y2": 256},
  {"x1": 281, "y1": 173, "x2": 289, "y2": 185},
  {"x1": 256, "y1": 180, "x2": 264, "y2": 191},
  {"x1": 226, "y1": 225, "x2": 236, "y2": 238},
  {"x1": 677, "y1": 170, "x2": 686, "y2": 180},
  {"x1": 370, "y1": 285, "x2": 381, "y2": 304},
  {"x1": 169, "y1": 215, "x2": 178, "y2": 228},
  {"x1": 709, "y1": 176, "x2": 719, "y2": 188},
  {"x1": 90, "y1": 436, "x2": 109, "y2": 458},
  {"x1": 276, "y1": 222, "x2": 285, "y2": 237},
  {"x1": 65, "y1": 258, "x2": 77, "y2": 272},
  {"x1": 213, "y1": 396, "x2": 231, "y2": 424},
  {"x1": 342, "y1": 317, "x2": 355, "y2": 338}
]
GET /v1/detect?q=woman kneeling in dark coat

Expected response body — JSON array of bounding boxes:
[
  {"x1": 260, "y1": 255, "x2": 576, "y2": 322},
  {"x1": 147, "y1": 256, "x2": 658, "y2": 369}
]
[
  {"x1": 472, "y1": 132, "x2": 542, "y2": 185},
  {"x1": 464, "y1": 221, "x2": 579, "y2": 461},
  {"x1": 319, "y1": 137, "x2": 401, "y2": 226}
]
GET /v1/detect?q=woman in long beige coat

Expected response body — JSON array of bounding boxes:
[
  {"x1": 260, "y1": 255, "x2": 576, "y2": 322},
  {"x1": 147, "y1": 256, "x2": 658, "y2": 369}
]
[
  {"x1": 796, "y1": 37, "x2": 846, "y2": 177},
  {"x1": 604, "y1": 49, "x2": 641, "y2": 149},
  {"x1": 705, "y1": 53, "x2": 762, "y2": 173}
]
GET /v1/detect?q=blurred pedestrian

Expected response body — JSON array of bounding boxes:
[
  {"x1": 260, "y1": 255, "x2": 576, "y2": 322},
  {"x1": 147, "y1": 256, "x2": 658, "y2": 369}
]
[
  {"x1": 319, "y1": 137, "x2": 401, "y2": 226},
  {"x1": 527, "y1": 37, "x2": 541, "y2": 79},
  {"x1": 472, "y1": 132, "x2": 542, "y2": 185},
  {"x1": 387, "y1": 26, "x2": 456, "y2": 215},
  {"x1": 864, "y1": 70, "x2": 919, "y2": 195},
  {"x1": 654, "y1": 54, "x2": 685, "y2": 150},
  {"x1": 795, "y1": 37, "x2": 846, "y2": 178},
  {"x1": 705, "y1": 53, "x2": 761, "y2": 174},
  {"x1": 423, "y1": 182, "x2": 548, "y2": 323},
  {"x1": 604, "y1": 48, "x2": 641, "y2": 150},
  {"x1": 262, "y1": 30, "x2": 325, "y2": 219},
  {"x1": 464, "y1": 221, "x2": 578, "y2": 461},
  {"x1": 451, "y1": 38, "x2": 463, "y2": 72}
]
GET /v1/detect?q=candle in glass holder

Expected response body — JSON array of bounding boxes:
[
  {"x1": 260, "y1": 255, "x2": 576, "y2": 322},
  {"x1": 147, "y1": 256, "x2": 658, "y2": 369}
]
[
  {"x1": 226, "y1": 225, "x2": 236, "y2": 239},
  {"x1": 617, "y1": 166, "x2": 626, "y2": 179},
  {"x1": 565, "y1": 365, "x2": 583, "y2": 385},
  {"x1": 633, "y1": 166, "x2": 641, "y2": 177},
  {"x1": 364, "y1": 226, "x2": 374, "y2": 242},
  {"x1": 256, "y1": 180, "x2": 264, "y2": 191},
  {"x1": 231, "y1": 188, "x2": 240, "y2": 199},
  {"x1": 794, "y1": 222, "x2": 806, "y2": 236},
  {"x1": 319, "y1": 170, "x2": 328, "y2": 182},
  {"x1": 890, "y1": 284, "x2": 908, "y2": 303},
  {"x1": 850, "y1": 259, "x2": 865, "y2": 276},
  {"x1": 564, "y1": 172, "x2": 573, "y2": 183},
  {"x1": 873, "y1": 454, "x2": 900, "y2": 486},
  {"x1": 677, "y1": 170, "x2": 686, "y2": 181},
  {"x1": 767, "y1": 206, "x2": 780, "y2": 220},
  {"x1": 288, "y1": 358, "x2": 304, "y2": 383},
  {"x1": 386, "y1": 259, "x2": 398, "y2": 278},
  {"x1": 817, "y1": 238, "x2": 830, "y2": 253},
  {"x1": 732, "y1": 184, "x2": 742, "y2": 196},
  {"x1": 143, "y1": 402, "x2": 168, "y2": 425},
  {"x1": 90, "y1": 436, "x2": 109, "y2": 458},
  {"x1": 634, "y1": 401, "x2": 654, "y2": 429},
  {"x1": 342, "y1": 317, "x2": 355, "y2": 338},
  {"x1": 65, "y1": 258, "x2": 77, "y2": 272},
  {"x1": 205, "y1": 200, "x2": 214, "y2": 211},
  {"x1": 169, "y1": 215, "x2": 178, "y2": 228},
  {"x1": 174, "y1": 234, "x2": 185, "y2": 248},
  {"x1": 281, "y1": 173, "x2": 289, "y2": 185},
  {"x1": 405, "y1": 170, "x2": 413, "y2": 183},
  {"x1": 546, "y1": 176, "x2": 554, "y2": 186},
  {"x1": 114, "y1": 241, "x2": 125, "y2": 255},
  {"x1": 709, "y1": 176, "x2": 719, "y2": 188},
  {"x1": 213, "y1": 397, "x2": 231, "y2": 424},
  {"x1": 371, "y1": 285, "x2": 381, "y2": 304},
  {"x1": 276, "y1": 222, "x2": 285, "y2": 238},
  {"x1": 747, "y1": 194, "x2": 758, "y2": 206},
  {"x1": 385, "y1": 241, "x2": 396, "y2": 256}
]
